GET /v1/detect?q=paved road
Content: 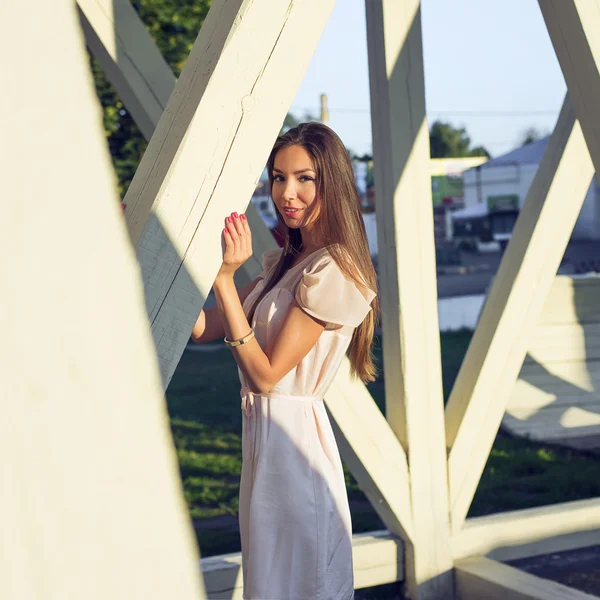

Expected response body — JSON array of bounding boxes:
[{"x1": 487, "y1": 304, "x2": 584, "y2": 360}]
[
  {"x1": 508, "y1": 544, "x2": 600, "y2": 597},
  {"x1": 437, "y1": 239, "x2": 600, "y2": 298},
  {"x1": 437, "y1": 271, "x2": 492, "y2": 298}
]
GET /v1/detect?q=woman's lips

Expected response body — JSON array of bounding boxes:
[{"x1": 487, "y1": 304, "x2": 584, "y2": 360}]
[{"x1": 283, "y1": 207, "x2": 301, "y2": 217}]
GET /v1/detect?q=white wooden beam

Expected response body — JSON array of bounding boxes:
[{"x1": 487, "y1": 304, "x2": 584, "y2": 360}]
[
  {"x1": 539, "y1": 0, "x2": 600, "y2": 175},
  {"x1": 453, "y1": 498, "x2": 600, "y2": 562},
  {"x1": 445, "y1": 97, "x2": 595, "y2": 533},
  {"x1": 0, "y1": 1, "x2": 204, "y2": 598},
  {"x1": 327, "y1": 359, "x2": 414, "y2": 541},
  {"x1": 366, "y1": 2, "x2": 453, "y2": 598},
  {"x1": 201, "y1": 530, "x2": 404, "y2": 599},
  {"x1": 455, "y1": 557, "x2": 598, "y2": 600},
  {"x1": 81, "y1": 0, "x2": 416, "y2": 545},
  {"x1": 352, "y1": 531, "x2": 404, "y2": 592},
  {"x1": 121, "y1": 0, "x2": 335, "y2": 387},
  {"x1": 77, "y1": 0, "x2": 271, "y2": 285}
]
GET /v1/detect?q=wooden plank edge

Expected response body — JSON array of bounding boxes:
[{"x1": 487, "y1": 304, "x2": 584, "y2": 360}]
[
  {"x1": 201, "y1": 530, "x2": 404, "y2": 598},
  {"x1": 453, "y1": 498, "x2": 600, "y2": 562},
  {"x1": 455, "y1": 556, "x2": 599, "y2": 599}
]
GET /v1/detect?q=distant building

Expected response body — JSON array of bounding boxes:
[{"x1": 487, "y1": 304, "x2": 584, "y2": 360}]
[
  {"x1": 453, "y1": 137, "x2": 600, "y2": 249},
  {"x1": 430, "y1": 157, "x2": 488, "y2": 206},
  {"x1": 429, "y1": 157, "x2": 488, "y2": 242}
]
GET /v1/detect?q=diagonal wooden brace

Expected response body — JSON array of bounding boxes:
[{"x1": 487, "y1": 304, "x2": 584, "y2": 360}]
[{"x1": 445, "y1": 96, "x2": 594, "y2": 534}]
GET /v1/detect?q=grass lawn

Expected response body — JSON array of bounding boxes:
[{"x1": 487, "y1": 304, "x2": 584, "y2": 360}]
[{"x1": 166, "y1": 330, "x2": 600, "y2": 597}]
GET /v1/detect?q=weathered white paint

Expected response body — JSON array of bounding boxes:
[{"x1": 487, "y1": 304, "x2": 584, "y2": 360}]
[
  {"x1": 201, "y1": 530, "x2": 404, "y2": 599},
  {"x1": 455, "y1": 556, "x2": 598, "y2": 600},
  {"x1": 77, "y1": 0, "x2": 272, "y2": 286},
  {"x1": 0, "y1": 1, "x2": 205, "y2": 598},
  {"x1": 366, "y1": 1, "x2": 453, "y2": 598},
  {"x1": 445, "y1": 97, "x2": 595, "y2": 534},
  {"x1": 121, "y1": 0, "x2": 336, "y2": 387}
]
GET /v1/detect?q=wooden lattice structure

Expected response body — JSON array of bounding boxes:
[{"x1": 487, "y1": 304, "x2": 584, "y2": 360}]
[
  {"x1": 505, "y1": 276, "x2": 600, "y2": 449},
  {"x1": 5, "y1": 1, "x2": 600, "y2": 598}
]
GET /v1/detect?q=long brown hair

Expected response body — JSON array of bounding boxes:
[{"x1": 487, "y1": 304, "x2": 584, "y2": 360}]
[{"x1": 249, "y1": 122, "x2": 379, "y2": 383}]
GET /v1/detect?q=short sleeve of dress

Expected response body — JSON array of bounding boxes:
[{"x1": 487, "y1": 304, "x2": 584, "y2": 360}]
[
  {"x1": 259, "y1": 248, "x2": 283, "y2": 279},
  {"x1": 295, "y1": 255, "x2": 376, "y2": 327}
]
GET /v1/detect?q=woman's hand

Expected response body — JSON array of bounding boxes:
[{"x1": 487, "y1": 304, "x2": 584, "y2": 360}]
[{"x1": 217, "y1": 211, "x2": 252, "y2": 278}]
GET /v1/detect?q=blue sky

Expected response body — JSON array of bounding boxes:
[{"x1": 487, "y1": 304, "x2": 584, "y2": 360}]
[{"x1": 291, "y1": 0, "x2": 567, "y2": 158}]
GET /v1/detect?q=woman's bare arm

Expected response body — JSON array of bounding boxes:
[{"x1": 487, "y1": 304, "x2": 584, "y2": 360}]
[
  {"x1": 213, "y1": 273, "x2": 325, "y2": 393},
  {"x1": 190, "y1": 276, "x2": 261, "y2": 344},
  {"x1": 213, "y1": 211, "x2": 326, "y2": 393}
]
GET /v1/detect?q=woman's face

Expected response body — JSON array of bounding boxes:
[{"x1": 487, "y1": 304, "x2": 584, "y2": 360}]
[{"x1": 271, "y1": 144, "x2": 320, "y2": 230}]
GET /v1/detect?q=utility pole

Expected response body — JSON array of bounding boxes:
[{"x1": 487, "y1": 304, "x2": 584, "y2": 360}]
[{"x1": 320, "y1": 93, "x2": 328, "y2": 124}]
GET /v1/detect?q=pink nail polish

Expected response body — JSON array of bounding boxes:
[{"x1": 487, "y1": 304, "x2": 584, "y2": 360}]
[
  {"x1": 241, "y1": 214, "x2": 247, "y2": 221},
  {"x1": 224, "y1": 228, "x2": 229, "y2": 233},
  {"x1": 227, "y1": 217, "x2": 232, "y2": 223},
  {"x1": 233, "y1": 212, "x2": 239, "y2": 218}
]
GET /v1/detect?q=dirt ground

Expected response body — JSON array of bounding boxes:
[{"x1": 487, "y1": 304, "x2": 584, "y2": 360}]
[{"x1": 507, "y1": 544, "x2": 600, "y2": 597}]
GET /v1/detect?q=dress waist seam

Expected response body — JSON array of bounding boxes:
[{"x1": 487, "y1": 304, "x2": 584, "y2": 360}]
[
  {"x1": 240, "y1": 387, "x2": 324, "y2": 415},
  {"x1": 240, "y1": 387, "x2": 323, "y2": 403}
]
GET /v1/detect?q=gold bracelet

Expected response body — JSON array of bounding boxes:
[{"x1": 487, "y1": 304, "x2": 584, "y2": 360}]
[{"x1": 224, "y1": 329, "x2": 255, "y2": 348}]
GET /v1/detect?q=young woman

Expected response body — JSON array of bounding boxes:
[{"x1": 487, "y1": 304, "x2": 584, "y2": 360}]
[{"x1": 192, "y1": 123, "x2": 378, "y2": 600}]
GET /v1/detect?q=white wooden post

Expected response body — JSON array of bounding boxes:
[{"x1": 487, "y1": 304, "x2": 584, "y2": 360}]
[
  {"x1": 77, "y1": 0, "x2": 273, "y2": 285},
  {"x1": 0, "y1": 1, "x2": 205, "y2": 598},
  {"x1": 366, "y1": 1, "x2": 454, "y2": 598},
  {"x1": 445, "y1": 97, "x2": 595, "y2": 533}
]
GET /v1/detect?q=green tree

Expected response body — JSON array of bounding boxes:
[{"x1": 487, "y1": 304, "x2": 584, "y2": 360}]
[
  {"x1": 519, "y1": 126, "x2": 545, "y2": 146},
  {"x1": 429, "y1": 120, "x2": 490, "y2": 159}
]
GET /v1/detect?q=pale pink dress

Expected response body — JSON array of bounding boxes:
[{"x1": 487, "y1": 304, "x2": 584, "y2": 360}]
[{"x1": 238, "y1": 247, "x2": 376, "y2": 600}]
